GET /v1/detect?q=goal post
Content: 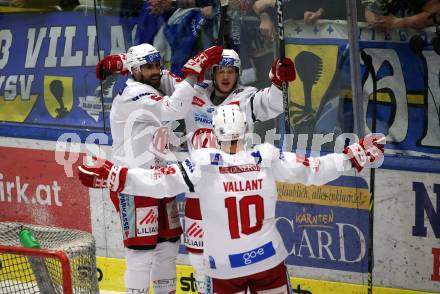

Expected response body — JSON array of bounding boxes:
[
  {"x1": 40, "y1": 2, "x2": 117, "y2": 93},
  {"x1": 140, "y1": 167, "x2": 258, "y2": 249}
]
[{"x1": 0, "y1": 222, "x2": 99, "y2": 294}]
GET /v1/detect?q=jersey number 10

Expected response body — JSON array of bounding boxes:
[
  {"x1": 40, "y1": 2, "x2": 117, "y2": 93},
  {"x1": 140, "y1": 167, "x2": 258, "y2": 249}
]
[{"x1": 224, "y1": 195, "x2": 264, "y2": 239}]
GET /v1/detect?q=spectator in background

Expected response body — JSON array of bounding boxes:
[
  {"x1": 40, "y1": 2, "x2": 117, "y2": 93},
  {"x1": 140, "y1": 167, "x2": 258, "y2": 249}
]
[
  {"x1": 10, "y1": 0, "x2": 79, "y2": 9},
  {"x1": 363, "y1": 0, "x2": 440, "y2": 30},
  {"x1": 252, "y1": 0, "x2": 356, "y2": 39},
  {"x1": 148, "y1": 0, "x2": 213, "y2": 17}
]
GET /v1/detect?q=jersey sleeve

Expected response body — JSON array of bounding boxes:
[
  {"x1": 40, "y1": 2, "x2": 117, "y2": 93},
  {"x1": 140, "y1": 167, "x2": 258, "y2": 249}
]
[
  {"x1": 250, "y1": 85, "x2": 284, "y2": 121},
  {"x1": 122, "y1": 164, "x2": 191, "y2": 197},
  {"x1": 272, "y1": 148, "x2": 353, "y2": 186},
  {"x1": 119, "y1": 79, "x2": 195, "y2": 122}
]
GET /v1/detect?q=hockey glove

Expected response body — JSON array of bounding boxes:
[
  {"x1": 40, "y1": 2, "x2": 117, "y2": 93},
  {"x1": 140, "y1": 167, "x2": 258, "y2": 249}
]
[
  {"x1": 96, "y1": 54, "x2": 128, "y2": 80},
  {"x1": 181, "y1": 45, "x2": 223, "y2": 82},
  {"x1": 344, "y1": 135, "x2": 385, "y2": 172},
  {"x1": 78, "y1": 158, "x2": 127, "y2": 192},
  {"x1": 269, "y1": 58, "x2": 296, "y2": 88}
]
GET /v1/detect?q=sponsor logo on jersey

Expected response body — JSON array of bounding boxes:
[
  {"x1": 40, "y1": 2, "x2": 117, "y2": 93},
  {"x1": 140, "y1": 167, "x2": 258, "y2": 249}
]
[
  {"x1": 228, "y1": 241, "x2": 276, "y2": 268},
  {"x1": 192, "y1": 96, "x2": 205, "y2": 107},
  {"x1": 165, "y1": 200, "x2": 181, "y2": 230},
  {"x1": 251, "y1": 151, "x2": 262, "y2": 164},
  {"x1": 219, "y1": 164, "x2": 260, "y2": 174},
  {"x1": 184, "y1": 221, "x2": 204, "y2": 249},
  {"x1": 196, "y1": 82, "x2": 209, "y2": 89},
  {"x1": 206, "y1": 107, "x2": 215, "y2": 113},
  {"x1": 152, "y1": 127, "x2": 170, "y2": 155},
  {"x1": 232, "y1": 88, "x2": 244, "y2": 94},
  {"x1": 192, "y1": 128, "x2": 217, "y2": 149},
  {"x1": 136, "y1": 207, "x2": 159, "y2": 237},
  {"x1": 227, "y1": 100, "x2": 240, "y2": 106},
  {"x1": 184, "y1": 159, "x2": 195, "y2": 173},
  {"x1": 119, "y1": 194, "x2": 130, "y2": 237},
  {"x1": 193, "y1": 111, "x2": 212, "y2": 126},
  {"x1": 208, "y1": 256, "x2": 216, "y2": 269},
  {"x1": 131, "y1": 92, "x2": 155, "y2": 101},
  {"x1": 210, "y1": 153, "x2": 223, "y2": 165}
]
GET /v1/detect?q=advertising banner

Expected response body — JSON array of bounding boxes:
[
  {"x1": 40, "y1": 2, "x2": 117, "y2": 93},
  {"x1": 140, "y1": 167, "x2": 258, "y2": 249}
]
[
  {"x1": 0, "y1": 146, "x2": 91, "y2": 232},
  {"x1": 0, "y1": 12, "x2": 130, "y2": 138},
  {"x1": 284, "y1": 21, "x2": 440, "y2": 160}
]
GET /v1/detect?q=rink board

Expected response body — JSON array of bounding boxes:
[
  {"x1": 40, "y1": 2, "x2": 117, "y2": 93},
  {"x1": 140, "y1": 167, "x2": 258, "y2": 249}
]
[{"x1": 95, "y1": 257, "x2": 437, "y2": 294}]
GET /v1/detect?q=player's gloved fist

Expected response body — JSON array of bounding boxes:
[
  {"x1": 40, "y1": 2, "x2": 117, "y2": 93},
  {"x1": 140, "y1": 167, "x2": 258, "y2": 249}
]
[
  {"x1": 181, "y1": 45, "x2": 223, "y2": 82},
  {"x1": 344, "y1": 134, "x2": 385, "y2": 172},
  {"x1": 96, "y1": 54, "x2": 128, "y2": 80},
  {"x1": 78, "y1": 158, "x2": 127, "y2": 192},
  {"x1": 269, "y1": 58, "x2": 296, "y2": 88}
]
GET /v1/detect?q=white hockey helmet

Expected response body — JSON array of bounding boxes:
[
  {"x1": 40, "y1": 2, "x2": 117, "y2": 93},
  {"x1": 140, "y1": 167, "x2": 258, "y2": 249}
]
[
  {"x1": 212, "y1": 104, "x2": 247, "y2": 142},
  {"x1": 214, "y1": 49, "x2": 241, "y2": 74},
  {"x1": 126, "y1": 43, "x2": 162, "y2": 74}
]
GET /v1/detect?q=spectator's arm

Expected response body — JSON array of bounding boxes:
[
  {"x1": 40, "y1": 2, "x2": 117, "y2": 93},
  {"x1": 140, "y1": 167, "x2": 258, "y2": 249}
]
[
  {"x1": 259, "y1": 12, "x2": 275, "y2": 39},
  {"x1": 252, "y1": 0, "x2": 275, "y2": 16},
  {"x1": 304, "y1": 8, "x2": 324, "y2": 24},
  {"x1": 148, "y1": 0, "x2": 213, "y2": 15}
]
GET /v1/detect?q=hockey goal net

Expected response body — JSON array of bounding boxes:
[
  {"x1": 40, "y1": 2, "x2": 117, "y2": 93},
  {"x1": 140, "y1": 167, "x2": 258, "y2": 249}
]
[{"x1": 0, "y1": 222, "x2": 99, "y2": 294}]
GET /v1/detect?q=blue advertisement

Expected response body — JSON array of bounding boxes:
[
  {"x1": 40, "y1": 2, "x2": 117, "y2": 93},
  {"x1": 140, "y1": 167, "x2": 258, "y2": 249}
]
[{"x1": 0, "y1": 12, "x2": 131, "y2": 139}]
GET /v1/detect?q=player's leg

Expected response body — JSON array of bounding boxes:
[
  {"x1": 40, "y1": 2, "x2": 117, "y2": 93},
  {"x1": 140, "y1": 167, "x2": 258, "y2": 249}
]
[
  {"x1": 151, "y1": 240, "x2": 180, "y2": 294},
  {"x1": 211, "y1": 275, "x2": 247, "y2": 294},
  {"x1": 184, "y1": 196, "x2": 207, "y2": 293},
  {"x1": 111, "y1": 192, "x2": 160, "y2": 293},
  {"x1": 125, "y1": 248, "x2": 154, "y2": 293},
  {"x1": 247, "y1": 263, "x2": 291, "y2": 294},
  {"x1": 151, "y1": 196, "x2": 182, "y2": 294}
]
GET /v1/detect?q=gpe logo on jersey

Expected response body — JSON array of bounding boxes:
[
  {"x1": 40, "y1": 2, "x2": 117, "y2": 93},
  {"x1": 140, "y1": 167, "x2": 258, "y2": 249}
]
[
  {"x1": 136, "y1": 207, "x2": 159, "y2": 237},
  {"x1": 228, "y1": 241, "x2": 276, "y2": 268}
]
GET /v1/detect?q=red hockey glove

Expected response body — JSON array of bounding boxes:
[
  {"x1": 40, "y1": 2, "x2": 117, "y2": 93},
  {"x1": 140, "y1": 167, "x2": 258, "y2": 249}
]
[
  {"x1": 96, "y1": 54, "x2": 128, "y2": 80},
  {"x1": 269, "y1": 58, "x2": 296, "y2": 88},
  {"x1": 344, "y1": 135, "x2": 385, "y2": 172},
  {"x1": 78, "y1": 158, "x2": 127, "y2": 192},
  {"x1": 181, "y1": 45, "x2": 223, "y2": 82}
]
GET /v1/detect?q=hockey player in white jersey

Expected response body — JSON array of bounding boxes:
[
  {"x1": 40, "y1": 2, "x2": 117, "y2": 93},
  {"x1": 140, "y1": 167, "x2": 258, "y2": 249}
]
[
  {"x1": 95, "y1": 43, "x2": 223, "y2": 294},
  {"x1": 78, "y1": 105, "x2": 385, "y2": 294},
  {"x1": 99, "y1": 46, "x2": 296, "y2": 293},
  {"x1": 180, "y1": 48, "x2": 296, "y2": 293}
]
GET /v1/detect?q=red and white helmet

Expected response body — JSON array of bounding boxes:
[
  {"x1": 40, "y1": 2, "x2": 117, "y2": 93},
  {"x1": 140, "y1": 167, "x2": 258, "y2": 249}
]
[
  {"x1": 126, "y1": 43, "x2": 161, "y2": 73},
  {"x1": 214, "y1": 49, "x2": 241, "y2": 74},
  {"x1": 212, "y1": 104, "x2": 247, "y2": 142}
]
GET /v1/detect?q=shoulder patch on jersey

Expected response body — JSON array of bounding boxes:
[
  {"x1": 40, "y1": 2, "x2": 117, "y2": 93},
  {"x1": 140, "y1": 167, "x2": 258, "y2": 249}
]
[
  {"x1": 193, "y1": 111, "x2": 213, "y2": 126},
  {"x1": 251, "y1": 150, "x2": 262, "y2": 164},
  {"x1": 210, "y1": 153, "x2": 223, "y2": 166},
  {"x1": 192, "y1": 96, "x2": 205, "y2": 107},
  {"x1": 196, "y1": 82, "x2": 209, "y2": 89},
  {"x1": 184, "y1": 159, "x2": 195, "y2": 173},
  {"x1": 227, "y1": 101, "x2": 240, "y2": 106},
  {"x1": 232, "y1": 88, "x2": 244, "y2": 95},
  {"x1": 131, "y1": 92, "x2": 156, "y2": 101}
]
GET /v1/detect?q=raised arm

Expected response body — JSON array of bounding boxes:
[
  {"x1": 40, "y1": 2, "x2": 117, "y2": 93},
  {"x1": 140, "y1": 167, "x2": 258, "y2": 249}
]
[
  {"x1": 77, "y1": 159, "x2": 192, "y2": 197},
  {"x1": 251, "y1": 58, "x2": 296, "y2": 121},
  {"x1": 273, "y1": 135, "x2": 385, "y2": 185}
]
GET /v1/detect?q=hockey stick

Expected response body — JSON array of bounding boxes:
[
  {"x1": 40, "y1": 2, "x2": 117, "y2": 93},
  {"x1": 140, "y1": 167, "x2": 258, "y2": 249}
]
[
  {"x1": 276, "y1": 0, "x2": 290, "y2": 134},
  {"x1": 217, "y1": 0, "x2": 229, "y2": 46},
  {"x1": 361, "y1": 50, "x2": 376, "y2": 294}
]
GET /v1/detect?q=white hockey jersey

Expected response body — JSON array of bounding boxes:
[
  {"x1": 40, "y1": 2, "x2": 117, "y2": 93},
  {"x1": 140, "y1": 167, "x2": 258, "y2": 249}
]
[
  {"x1": 122, "y1": 143, "x2": 353, "y2": 279},
  {"x1": 184, "y1": 81, "x2": 283, "y2": 151},
  {"x1": 110, "y1": 70, "x2": 196, "y2": 168}
]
